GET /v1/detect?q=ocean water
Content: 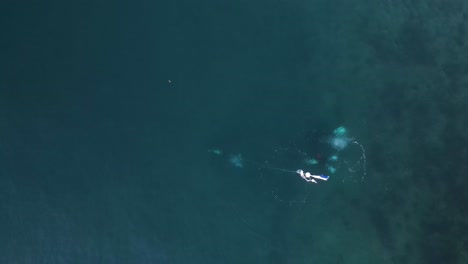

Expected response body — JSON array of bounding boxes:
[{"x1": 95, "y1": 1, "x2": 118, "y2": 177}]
[{"x1": 1, "y1": 0, "x2": 467, "y2": 263}]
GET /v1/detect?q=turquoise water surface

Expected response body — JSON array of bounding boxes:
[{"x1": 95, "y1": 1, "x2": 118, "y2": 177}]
[{"x1": 1, "y1": 0, "x2": 467, "y2": 263}]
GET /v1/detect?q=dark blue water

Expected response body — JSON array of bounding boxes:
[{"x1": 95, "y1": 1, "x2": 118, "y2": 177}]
[{"x1": 1, "y1": 0, "x2": 467, "y2": 263}]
